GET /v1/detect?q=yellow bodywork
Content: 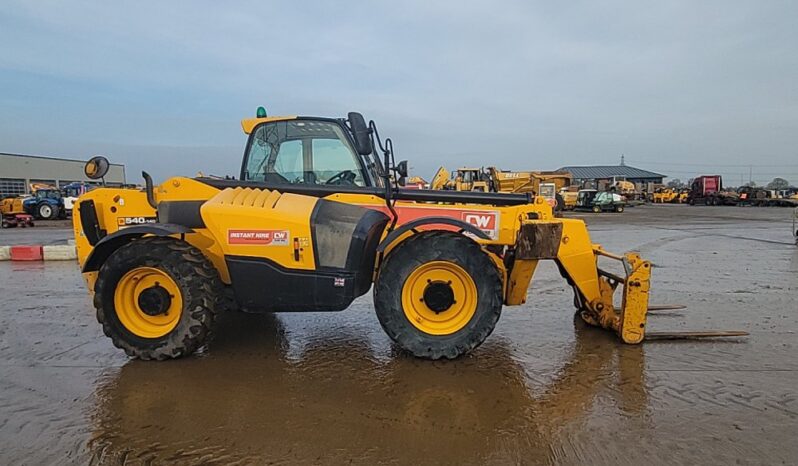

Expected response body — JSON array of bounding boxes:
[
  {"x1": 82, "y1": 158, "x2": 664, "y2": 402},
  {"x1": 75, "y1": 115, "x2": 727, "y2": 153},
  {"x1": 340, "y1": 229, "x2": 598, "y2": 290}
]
[
  {"x1": 241, "y1": 115, "x2": 298, "y2": 134},
  {"x1": 0, "y1": 197, "x2": 26, "y2": 215},
  {"x1": 73, "y1": 173, "x2": 652, "y2": 344}
]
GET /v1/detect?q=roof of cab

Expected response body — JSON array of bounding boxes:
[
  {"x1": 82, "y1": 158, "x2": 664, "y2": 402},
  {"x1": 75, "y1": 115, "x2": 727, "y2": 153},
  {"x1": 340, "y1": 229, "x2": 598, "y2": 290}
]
[{"x1": 240, "y1": 115, "x2": 297, "y2": 134}]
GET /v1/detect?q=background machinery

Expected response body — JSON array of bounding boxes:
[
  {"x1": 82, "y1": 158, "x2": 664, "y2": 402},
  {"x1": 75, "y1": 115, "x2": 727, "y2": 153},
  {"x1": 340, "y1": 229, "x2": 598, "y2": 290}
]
[
  {"x1": 687, "y1": 175, "x2": 739, "y2": 206},
  {"x1": 609, "y1": 179, "x2": 643, "y2": 201},
  {"x1": 432, "y1": 166, "x2": 572, "y2": 209},
  {"x1": 651, "y1": 187, "x2": 678, "y2": 203},
  {"x1": 738, "y1": 186, "x2": 798, "y2": 207},
  {"x1": 430, "y1": 167, "x2": 492, "y2": 192},
  {"x1": 61, "y1": 182, "x2": 95, "y2": 213},
  {"x1": 0, "y1": 195, "x2": 34, "y2": 228},
  {"x1": 575, "y1": 189, "x2": 626, "y2": 213},
  {"x1": 486, "y1": 167, "x2": 571, "y2": 209},
  {"x1": 22, "y1": 184, "x2": 67, "y2": 220},
  {"x1": 72, "y1": 109, "x2": 745, "y2": 361}
]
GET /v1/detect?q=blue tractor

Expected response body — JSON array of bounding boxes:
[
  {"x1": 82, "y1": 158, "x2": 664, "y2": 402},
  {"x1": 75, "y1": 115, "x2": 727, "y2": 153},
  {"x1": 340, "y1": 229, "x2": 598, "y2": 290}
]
[{"x1": 23, "y1": 187, "x2": 66, "y2": 220}]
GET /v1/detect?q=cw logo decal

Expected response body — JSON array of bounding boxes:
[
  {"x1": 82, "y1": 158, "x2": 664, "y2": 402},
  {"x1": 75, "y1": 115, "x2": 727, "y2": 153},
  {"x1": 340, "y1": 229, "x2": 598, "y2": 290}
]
[{"x1": 460, "y1": 211, "x2": 499, "y2": 239}]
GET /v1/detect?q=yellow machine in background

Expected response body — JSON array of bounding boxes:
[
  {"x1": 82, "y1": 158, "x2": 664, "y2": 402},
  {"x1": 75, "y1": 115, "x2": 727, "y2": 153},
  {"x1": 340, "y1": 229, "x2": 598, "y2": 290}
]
[
  {"x1": 429, "y1": 167, "x2": 449, "y2": 190},
  {"x1": 487, "y1": 168, "x2": 572, "y2": 195},
  {"x1": 0, "y1": 195, "x2": 34, "y2": 228},
  {"x1": 0, "y1": 197, "x2": 25, "y2": 215},
  {"x1": 431, "y1": 167, "x2": 491, "y2": 192},
  {"x1": 432, "y1": 166, "x2": 573, "y2": 208},
  {"x1": 652, "y1": 188, "x2": 678, "y2": 203},
  {"x1": 404, "y1": 176, "x2": 428, "y2": 189},
  {"x1": 559, "y1": 187, "x2": 579, "y2": 210},
  {"x1": 652, "y1": 187, "x2": 688, "y2": 204},
  {"x1": 72, "y1": 109, "x2": 745, "y2": 361}
]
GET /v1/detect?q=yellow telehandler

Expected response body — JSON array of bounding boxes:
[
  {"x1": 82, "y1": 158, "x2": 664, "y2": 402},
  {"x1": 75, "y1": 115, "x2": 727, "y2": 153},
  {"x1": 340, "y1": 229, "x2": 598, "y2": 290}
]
[{"x1": 72, "y1": 109, "x2": 745, "y2": 360}]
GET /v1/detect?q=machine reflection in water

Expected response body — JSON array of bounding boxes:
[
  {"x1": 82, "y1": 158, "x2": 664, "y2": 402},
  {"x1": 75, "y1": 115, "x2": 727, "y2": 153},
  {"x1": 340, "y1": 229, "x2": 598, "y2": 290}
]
[{"x1": 88, "y1": 313, "x2": 647, "y2": 465}]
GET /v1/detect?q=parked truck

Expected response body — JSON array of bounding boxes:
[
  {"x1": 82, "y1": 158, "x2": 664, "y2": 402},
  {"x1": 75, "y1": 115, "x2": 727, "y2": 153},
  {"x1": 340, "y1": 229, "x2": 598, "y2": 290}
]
[
  {"x1": 738, "y1": 186, "x2": 798, "y2": 207},
  {"x1": 687, "y1": 175, "x2": 738, "y2": 206}
]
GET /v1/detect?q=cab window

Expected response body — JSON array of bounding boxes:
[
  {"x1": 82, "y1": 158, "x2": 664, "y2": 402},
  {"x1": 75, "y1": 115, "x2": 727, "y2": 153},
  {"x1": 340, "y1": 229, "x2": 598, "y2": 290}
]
[
  {"x1": 311, "y1": 139, "x2": 365, "y2": 185},
  {"x1": 244, "y1": 120, "x2": 366, "y2": 186}
]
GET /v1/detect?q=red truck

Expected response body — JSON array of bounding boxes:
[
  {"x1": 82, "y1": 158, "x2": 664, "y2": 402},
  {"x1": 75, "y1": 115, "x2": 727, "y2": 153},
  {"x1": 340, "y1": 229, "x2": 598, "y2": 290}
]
[{"x1": 687, "y1": 175, "x2": 738, "y2": 206}]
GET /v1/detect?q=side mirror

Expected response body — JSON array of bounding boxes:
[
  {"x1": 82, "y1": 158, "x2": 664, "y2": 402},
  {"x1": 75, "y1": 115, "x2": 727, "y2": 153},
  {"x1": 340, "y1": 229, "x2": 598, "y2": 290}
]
[
  {"x1": 347, "y1": 112, "x2": 373, "y2": 155},
  {"x1": 396, "y1": 160, "x2": 408, "y2": 178},
  {"x1": 84, "y1": 155, "x2": 110, "y2": 180}
]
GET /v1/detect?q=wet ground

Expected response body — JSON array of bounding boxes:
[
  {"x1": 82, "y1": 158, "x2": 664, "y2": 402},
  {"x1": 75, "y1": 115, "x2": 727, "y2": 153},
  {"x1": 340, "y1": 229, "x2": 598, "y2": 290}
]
[
  {"x1": 1, "y1": 205, "x2": 796, "y2": 465},
  {"x1": 0, "y1": 218, "x2": 73, "y2": 245}
]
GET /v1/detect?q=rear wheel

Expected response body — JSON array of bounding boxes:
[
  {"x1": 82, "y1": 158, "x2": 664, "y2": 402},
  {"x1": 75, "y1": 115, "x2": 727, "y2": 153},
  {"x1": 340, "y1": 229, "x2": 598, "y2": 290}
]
[
  {"x1": 592, "y1": 205, "x2": 601, "y2": 213},
  {"x1": 374, "y1": 232, "x2": 503, "y2": 360},
  {"x1": 94, "y1": 237, "x2": 223, "y2": 360},
  {"x1": 37, "y1": 202, "x2": 57, "y2": 220}
]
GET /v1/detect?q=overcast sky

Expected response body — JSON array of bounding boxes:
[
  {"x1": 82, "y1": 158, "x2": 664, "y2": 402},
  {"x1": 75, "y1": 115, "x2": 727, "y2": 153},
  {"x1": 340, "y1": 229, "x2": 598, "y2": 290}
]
[{"x1": 1, "y1": 1, "x2": 797, "y2": 185}]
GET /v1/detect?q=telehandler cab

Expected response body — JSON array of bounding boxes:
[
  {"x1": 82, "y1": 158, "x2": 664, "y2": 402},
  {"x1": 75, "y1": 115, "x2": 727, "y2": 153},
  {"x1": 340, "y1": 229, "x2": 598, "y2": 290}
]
[{"x1": 72, "y1": 109, "x2": 746, "y2": 360}]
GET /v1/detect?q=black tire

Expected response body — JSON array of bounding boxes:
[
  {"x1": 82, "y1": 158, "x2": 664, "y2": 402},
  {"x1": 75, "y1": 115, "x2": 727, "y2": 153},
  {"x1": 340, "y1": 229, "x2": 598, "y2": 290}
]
[
  {"x1": 374, "y1": 231, "x2": 503, "y2": 360},
  {"x1": 615, "y1": 205, "x2": 625, "y2": 213},
  {"x1": 592, "y1": 205, "x2": 601, "y2": 213},
  {"x1": 37, "y1": 202, "x2": 58, "y2": 220},
  {"x1": 94, "y1": 237, "x2": 223, "y2": 360}
]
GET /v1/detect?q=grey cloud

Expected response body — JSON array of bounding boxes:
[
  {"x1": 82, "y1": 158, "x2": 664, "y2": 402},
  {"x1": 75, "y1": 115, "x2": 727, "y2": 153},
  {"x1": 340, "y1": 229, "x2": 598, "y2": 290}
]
[{"x1": 1, "y1": 0, "x2": 796, "y2": 184}]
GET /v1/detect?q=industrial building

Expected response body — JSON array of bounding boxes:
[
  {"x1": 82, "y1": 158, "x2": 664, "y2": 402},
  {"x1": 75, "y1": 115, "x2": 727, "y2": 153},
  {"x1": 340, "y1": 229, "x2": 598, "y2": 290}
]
[
  {"x1": 0, "y1": 152, "x2": 126, "y2": 197},
  {"x1": 558, "y1": 161, "x2": 665, "y2": 191}
]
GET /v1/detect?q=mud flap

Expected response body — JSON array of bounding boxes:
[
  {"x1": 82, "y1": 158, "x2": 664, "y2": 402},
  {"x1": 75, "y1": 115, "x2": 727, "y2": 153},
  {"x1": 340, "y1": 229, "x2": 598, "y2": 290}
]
[
  {"x1": 515, "y1": 222, "x2": 563, "y2": 260},
  {"x1": 506, "y1": 222, "x2": 563, "y2": 305}
]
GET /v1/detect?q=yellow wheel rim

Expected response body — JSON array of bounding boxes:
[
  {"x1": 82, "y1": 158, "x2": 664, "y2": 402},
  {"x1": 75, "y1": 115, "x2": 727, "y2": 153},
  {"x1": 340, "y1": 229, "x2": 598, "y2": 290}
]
[
  {"x1": 113, "y1": 267, "x2": 183, "y2": 339},
  {"x1": 401, "y1": 261, "x2": 478, "y2": 336}
]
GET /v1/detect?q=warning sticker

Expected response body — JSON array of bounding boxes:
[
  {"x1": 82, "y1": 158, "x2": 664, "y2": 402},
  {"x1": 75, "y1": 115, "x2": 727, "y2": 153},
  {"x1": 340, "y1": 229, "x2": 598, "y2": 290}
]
[{"x1": 228, "y1": 230, "x2": 290, "y2": 245}]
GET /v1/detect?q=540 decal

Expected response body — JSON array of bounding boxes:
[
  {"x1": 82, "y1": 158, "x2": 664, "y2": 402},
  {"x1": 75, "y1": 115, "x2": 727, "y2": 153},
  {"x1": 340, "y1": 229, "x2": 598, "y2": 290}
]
[{"x1": 117, "y1": 216, "x2": 157, "y2": 226}]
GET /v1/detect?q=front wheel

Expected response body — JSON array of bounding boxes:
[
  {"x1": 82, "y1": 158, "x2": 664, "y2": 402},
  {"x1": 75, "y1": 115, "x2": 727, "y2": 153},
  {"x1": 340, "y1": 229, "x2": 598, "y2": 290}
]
[
  {"x1": 615, "y1": 205, "x2": 625, "y2": 213},
  {"x1": 592, "y1": 205, "x2": 601, "y2": 213},
  {"x1": 94, "y1": 237, "x2": 223, "y2": 360},
  {"x1": 374, "y1": 232, "x2": 503, "y2": 360}
]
